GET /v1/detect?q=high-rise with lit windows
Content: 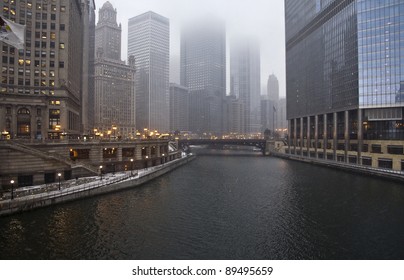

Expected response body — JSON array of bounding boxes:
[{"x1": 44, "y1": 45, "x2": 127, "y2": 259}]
[
  {"x1": 94, "y1": 2, "x2": 136, "y2": 138},
  {"x1": 0, "y1": 0, "x2": 93, "y2": 139},
  {"x1": 286, "y1": 0, "x2": 404, "y2": 170}
]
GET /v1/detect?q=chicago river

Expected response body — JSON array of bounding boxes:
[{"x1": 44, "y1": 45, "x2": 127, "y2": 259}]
[{"x1": 0, "y1": 153, "x2": 403, "y2": 259}]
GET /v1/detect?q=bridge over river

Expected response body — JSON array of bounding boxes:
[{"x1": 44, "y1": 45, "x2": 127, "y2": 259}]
[{"x1": 178, "y1": 139, "x2": 273, "y2": 155}]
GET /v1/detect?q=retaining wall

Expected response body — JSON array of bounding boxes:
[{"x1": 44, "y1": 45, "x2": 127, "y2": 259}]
[{"x1": 0, "y1": 155, "x2": 195, "y2": 217}]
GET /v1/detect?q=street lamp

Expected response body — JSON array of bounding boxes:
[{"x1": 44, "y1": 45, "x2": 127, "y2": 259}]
[
  {"x1": 130, "y1": 158, "x2": 134, "y2": 176},
  {"x1": 99, "y1": 165, "x2": 103, "y2": 180},
  {"x1": 10, "y1": 179, "x2": 14, "y2": 200},
  {"x1": 57, "y1": 173, "x2": 62, "y2": 190}
]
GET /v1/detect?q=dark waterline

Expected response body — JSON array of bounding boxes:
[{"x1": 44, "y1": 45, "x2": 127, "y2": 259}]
[{"x1": 1, "y1": 154, "x2": 404, "y2": 259}]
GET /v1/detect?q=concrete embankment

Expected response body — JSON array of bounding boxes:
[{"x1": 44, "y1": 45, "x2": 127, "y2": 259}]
[
  {"x1": 273, "y1": 152, "x2": 404, "y2": 183},
  {"x1": 0, "y1": 155, "x2": 196, "y2": 217}
]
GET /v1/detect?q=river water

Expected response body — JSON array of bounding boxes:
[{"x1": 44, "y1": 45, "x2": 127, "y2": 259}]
[{"x1": 1, "y1": 152, "x2": 404, "y2": 259}]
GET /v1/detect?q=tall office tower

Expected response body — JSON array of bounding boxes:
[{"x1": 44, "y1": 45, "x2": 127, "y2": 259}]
[
  {"x1": 0, "y1": 0, "x2": 87, "y2": 140},
  {"x1": 82, "y1": 0, "x2": 96, "y2": 134},
  {"x1": 230, "y1": 36, "x2": 261, "y2": 133},
  {"x1": 223, "y1": 95, "x2": 245, "y2": 135},
  {"x1": 169, "y1": 83, "x2": 189, "y2": 132},
  {"x1": 264, "y1": 74, "x2": 280, "y2": 131},
  {"x1": 128, "y1": 11, "x2": 170, "y2": 132},
  {"x1": 94, "y1": 2, "x2": 136, "y2": 138},
  {"x1": 267, "y1": 74, "x2": 279, "y2": 102},
  {"x1": 180, "y1": 17, "x2": 226, "y2": 135},
  {"x1": 261, "y1": 98, "x2": 277, "y2": 134},
  {"x1": 285, "y1": 0, "x2": 404, "y2": 170}
]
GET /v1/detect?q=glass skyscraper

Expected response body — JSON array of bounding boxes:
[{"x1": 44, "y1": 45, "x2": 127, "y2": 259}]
[
  {"x1": 180, "y1": 17, "x2": 226, "y2": 135},
  {"x1": 230, "y1": 36, "x2": 261, "y2": 134},
  {"x1": 285, "y1": 0, "x2": 404, "y2": 170},
  {"x1": 128, "y1": 11, "x2": 170, "y2": 132}
]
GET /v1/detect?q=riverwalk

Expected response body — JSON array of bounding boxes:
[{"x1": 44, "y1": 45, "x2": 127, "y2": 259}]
[
  {"x1": 273, "y1": 151, "x2": 404, "y2": 182},
  {"x1": 0, "y1": 154, "x2": 195, "y2": 217}
]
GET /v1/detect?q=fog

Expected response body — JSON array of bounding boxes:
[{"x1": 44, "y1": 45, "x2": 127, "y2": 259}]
[{"x1": 94, "y1": 0, "x2": 286, "y2": 97}]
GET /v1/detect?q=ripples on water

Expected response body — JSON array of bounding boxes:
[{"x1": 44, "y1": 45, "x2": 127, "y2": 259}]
[{"x1": 1, "y1": 153, "x2": 404, "y2": 259}]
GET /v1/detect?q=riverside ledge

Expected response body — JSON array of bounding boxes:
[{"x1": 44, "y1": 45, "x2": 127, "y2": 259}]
[
  {"x1": 273, "y1": 152, "x2": 404, "y2": 183},
  {"x1": 0, "y1": 154, "x2": 196, "y2": 217}
]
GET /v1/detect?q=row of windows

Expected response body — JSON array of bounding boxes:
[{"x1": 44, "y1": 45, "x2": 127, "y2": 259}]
[
  {"x1": 2, "y1": 56, "x2": 64, "y2": 67},
  {"x1": 1, "y1": 76, "x2": 55, "y2": 86},
  {"x1": 0, "y1": 87, "x2": 55, "y2": 95}
]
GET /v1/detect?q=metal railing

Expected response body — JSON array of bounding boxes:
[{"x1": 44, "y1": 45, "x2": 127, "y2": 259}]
[
  {"x1": 0, "y1": 154, "x2": 193, "y2": 213},
  {"x1": 272, "y1": 150, "x2": 404, "y2": 179}
]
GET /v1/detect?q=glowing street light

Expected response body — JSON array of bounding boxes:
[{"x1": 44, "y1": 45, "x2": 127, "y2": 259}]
[
  {"x1": 99, "y1": 165, "x2": 103, "y2": 180},
  {"x1": 130, "y1": 158, "x2": 134, "y2": 176},
  {"x1": 10, "y1": 179, "x2": 14, "y2": 200},
  {"x1": 57, "y1": 173, "x2": 62, "y2": 190}
]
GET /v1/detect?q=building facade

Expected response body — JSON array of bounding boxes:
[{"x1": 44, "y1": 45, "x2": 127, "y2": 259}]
[
  {"x1": 262, "y1": 74, "x2": 285, "y2": 134},
  {"x1": 230, "y1": 36, "x2": 261, "y2": 134},
  {"x1": 285, "y1": 0, "x2": 404, "y2": 170},
  {"x1": 169, "y1": 83, "x2": 189, "y2": 132},
  {"x1": 180, "y1": 17, "x2": 226, "y2": 135},
  {"x1": 128, "y1": 11, "x2": 170, "y2": 133},
  {"x1": 94, "y1": 2, "x2": 136, "y2": 138},
  {"x1": 82, "y1": 0, "x2": 96, "y2": 134},
  {"x1": 223, "y1": 95, "x2": 245, "y2": 135},
  {"x1": 261, "y1": 98, "x2": 276, "y2": 134},
  {"x1": 0, "y1": 0, "x2": 90, "y2": 140},
  {"x1": 267, "y1": 74, "x2": 279, "y2": 102}
]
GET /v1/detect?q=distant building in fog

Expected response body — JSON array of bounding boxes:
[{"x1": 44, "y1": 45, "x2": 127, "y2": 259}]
[
  {"x1": 180, "y1": 17, "x2": 226, "y2": 135},
  {"x1": 230, "y1": 36, "x2": 261, "y2": 133},
  {"x1": 94, "y1": 2, "x2": 136, "y2": 137},
  {"x1": 261, "y1": 74, "x2": 282, "y2": 133},
  {"x1": 128, "y1": 11, "x2": 170, "y2": 132},
  {"x1": 169, "y1": 83, "x2": 189, "y2": 132},
  {"x1": 267, "y1": 74, "x2": 279, "y2": 102},
  {"x1": 223, "y1": 95, "x2": 245, "y2": 135}
]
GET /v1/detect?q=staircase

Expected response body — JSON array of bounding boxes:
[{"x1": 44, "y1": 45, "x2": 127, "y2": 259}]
[{"x1": 4, "y1": 141, "x2": 99, "y2": 175}]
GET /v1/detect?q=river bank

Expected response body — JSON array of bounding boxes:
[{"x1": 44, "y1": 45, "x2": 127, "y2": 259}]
[
  {"x1": 0, "y1": 154, "x2": 195, "y2": 217},
  {"x1": 273, "y1": 151, "x2": 404, "y2": 183}
]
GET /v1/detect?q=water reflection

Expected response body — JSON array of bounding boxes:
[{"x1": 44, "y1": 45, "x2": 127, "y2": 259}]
[{"x1": 0, "y1": 155, "x2": 404, "y2": 259}]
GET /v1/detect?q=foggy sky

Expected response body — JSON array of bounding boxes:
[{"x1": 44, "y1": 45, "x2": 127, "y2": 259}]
[{"x1": 94, "y1": 0, "x2": 286, "y2": 97}]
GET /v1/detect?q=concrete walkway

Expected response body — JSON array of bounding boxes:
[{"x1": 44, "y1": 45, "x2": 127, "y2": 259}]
[{"x1": 0, "y1": 154, "x2": 195, "y2": 216}]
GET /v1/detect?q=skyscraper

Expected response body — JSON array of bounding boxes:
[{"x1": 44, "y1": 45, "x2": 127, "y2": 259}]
[
  {"x1": 94, "y1": 2, "x2": 136, "y2": 138},
  {"x1": 180, "y1": 17, "x2": 226, "y2": 135},
  {"x1": 262, "y1": 74, "x2": 280, "y2": 133},
  {"x1": 169, "y1": 83, "x2": 189, "y2": 132},
  {"x1": 230, "y1": 36, "x2": 261, "y2": 133},
  {"x1": 82, "y1": 0, "x2": 96, "y2": 134},
  {"x1": 128, "y1": 11, "x2": 170, "y2": 132},
  {"x1": 0, "y1": 0, "x2": 90, "y2": 140},
  {"x1": 285, "y1": 0, "x2": 404, "y2": 170},
  {"x1": 267, "y1": 74, "x2": 279, "y2": 102}
]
